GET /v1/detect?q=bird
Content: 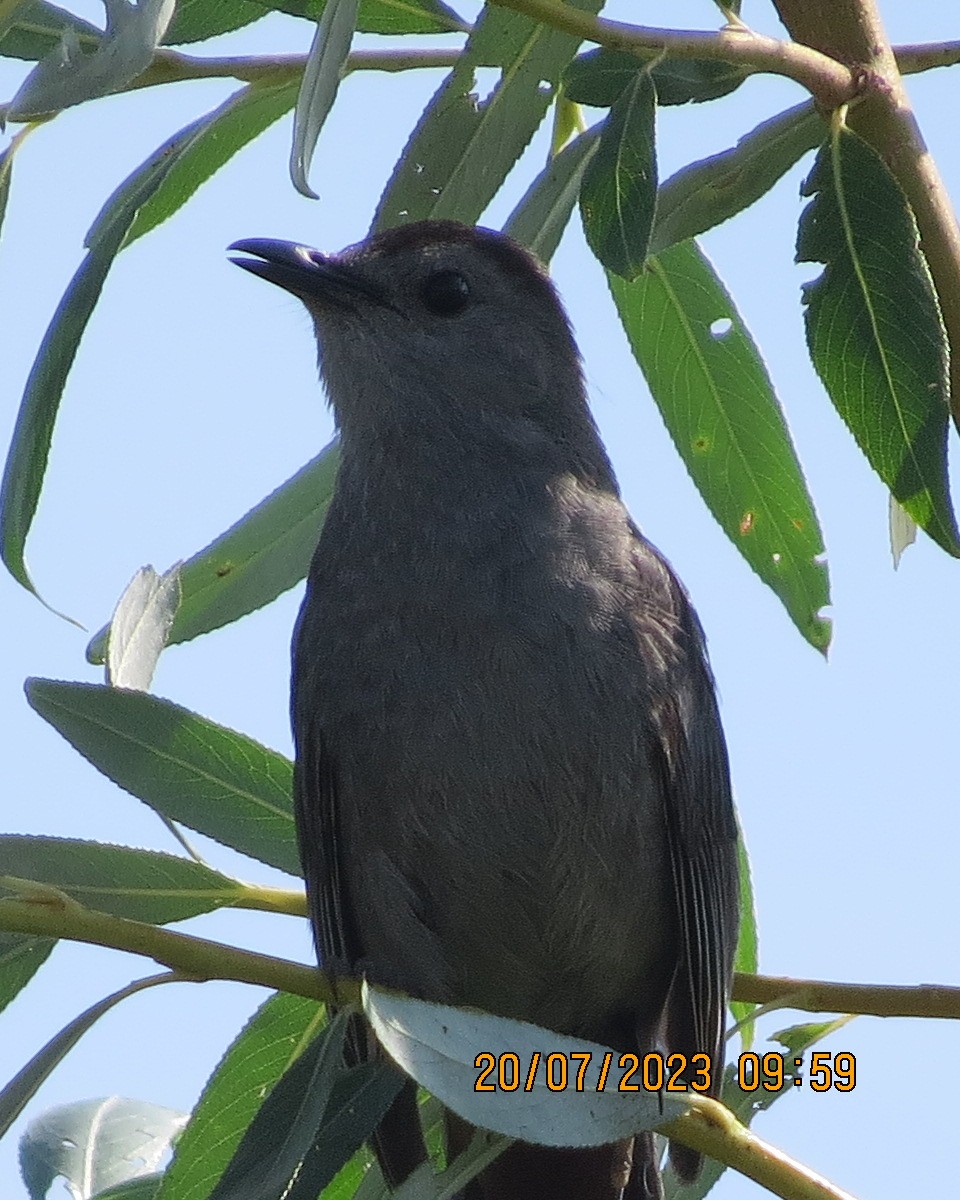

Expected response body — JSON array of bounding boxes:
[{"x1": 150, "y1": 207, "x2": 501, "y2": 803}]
[{"x1": 229, "y1": 220, "x2": 740, "y2": 1200}]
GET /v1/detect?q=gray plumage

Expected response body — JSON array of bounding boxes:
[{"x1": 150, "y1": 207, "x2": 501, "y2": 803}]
[{"x1": 230, "y1": 221, "x2": 740, "y2": 1200}]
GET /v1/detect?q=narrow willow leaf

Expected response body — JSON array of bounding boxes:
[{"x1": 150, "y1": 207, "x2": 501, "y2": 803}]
[
  {"x1": 365, "y1": 984, "x2": 687, "y2": 1145},
  {"x1": 372, "y1": 0, "x2": 600, "y2": 232},
  {"x1": 649, "y1": 102, "x2": 823, "y2": 257},
  {"x1": 564, "y1": 48, "x2": 747, "y2": 109},
  {"x1": 0, "y1": 975, "x2": 173, "y2": 1143},
  {"x1": 87, "y1": 440, "x2": 340, "y2": 662},
  {"x1": 0, "y1": 136, "x2": 17, "y2": 240},
  {"x1": 8, "y1": 0, "x2": 175, "y2": 119},
  {"x1": 797, "y1": 126, "x2": 959, "y2": 554},
  {"x1": 19, "y1": 1098, "x2": 187, "y2": 1200},
  {"x1": 608, "y1": 240, "x2": 830, "y2": 650},
  {"x1": 0, "y1": 116, "x2": 210, "y2": 603},
  {"x1": 100, "y1": 80, "x2": 299, "y2": 249},
  {"x1": 289, "y1": 0, "x2": 359, "y2": 199},
  {"x1": 252, "y1": 0, "x2": 467, "y2": 35},
  {"x1": 730, "y1": 823, "x2": 758, "y2": 1044},
  {"x1": 90, "y1": 1173, "x2": 163, "y2": 1200},
  {"x1": 107, "y1": 564, "x2": 181, "y2": 690},
  {"x1": 889, "y1": 494, "x2": 917, "y2": 568},
  {"x1": 163, "y1": 0, "x2": 266, "y2": 44},
  {"x1": 156, "y1": 993, "x2": 326, "y2": 1200},
  {"x1": 503, "y1": 126, "x2": 599, "y2": 265},
  {"x1": 25, "y1": 680, "x2": 298, "y2": 875},
  {"x1": 0, "y1": 933, "x2": 55, "y2": 1017},
  {"x1": 579, "y1": 68, "x2": 657, "y2": 280},
  {"x1": 207, "y1": 1009, "x2": 352, "y2": 1200},
  {"x1": 0, "y1": 836, "x2": 245, "y2": 922},
  {"x1": 0, "y1": 1, "x2": 101, "y2": 62}
]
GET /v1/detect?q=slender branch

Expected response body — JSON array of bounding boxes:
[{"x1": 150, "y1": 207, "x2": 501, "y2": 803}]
[
  {"x1": 0, "y1": 895, "x2": 348, "y2": 1004},
  {"x1": 130, "y1": 47, "x2": 461, "y2": 92},
  {"x1": 734, "y1": 972, "x2": 960, "y2": 1019},
  {"x1": 773, "y1": 0, "x2": 960, "y2": 429},
  {"x1": 662, "y1": 1098, "x2": 857, "y2": 1200},
  {"x1": 486, "y1": 0, "x2": 857, "y2": 107},
  {"x1": 232, "y1": 883, "x2": 308, "y2": 917},
  {"x1": 896, "y1": 40, "x2": 960, "y2": 75}
]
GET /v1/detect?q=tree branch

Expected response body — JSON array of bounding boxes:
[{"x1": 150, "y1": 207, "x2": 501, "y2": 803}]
[
  {"x1": 663, "y1": 1098, "x2": 857, "y2": 1200},
  {"x1": 486, "y1": 0, "x2": 857, "y2": 107},
  {"x1": 734, "y1": 972, "x2": 960, "y2": 1019}
]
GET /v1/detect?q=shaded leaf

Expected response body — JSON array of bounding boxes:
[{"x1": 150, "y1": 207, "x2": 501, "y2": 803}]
[
  {"x1": 0, "y1": 137, "x2": 17, "y2": 240},
  {"x1": 608, "y1": 240, "x2": 830, "y2": 650},
  {"x1": 373, "y1": 0, "x2": 601, "y2": 231},
  {"x1": 163, "y1": 0, "x2": 265, "y2": 44},
  {"x1": 289, "y1": 0, "x2": 359, "y2": 199},
  {"x1": 156, "y1": 993, "x2": 325, "y2": 1200},
  {"x1": 0, "y1": 933, "x2": 55, "y2": 1017},
  {"x1": 579, "y1": 68, "x2": 657, "y2": 280},
  {"x1": 87, "y1": 440, "x2": 340, "y2": 662},
  {"x1": 730, "y1": 824, "x2": 758, "y2": 1045},
  {"x1": 0, "y1": 115, "x2": 216, "y2": 602},
  {"x1": 107, "y1": 565, "x2": 181, "y2": 691},
  {"x1": 0, "y1": 975, "x2": 174, "y2": 1145},
  {"x1": 0, "y1": 2, "x2": 101, "y2": 63},
  {"x1": 8, "y1": 0, "x2": 175, "y2": 120},
  {"x1": 25, "y1": 680, "x2": 298, "y2": 875},
  {"x1": 564, "y1": 48, "x2": 747, "y2": 109},
  {"x1": 19, "y1": 1098, "x2": 187, "y2": 1200},
  {"x1": 99, "y1": 80, "x2": 299, "y2": 249},
  {"x1": 92, "y1": 1174, "x2": 163, "y2": 1200},
  {"x1": 649, "y1": 101, "x2": 823, "y2": 257},
  {"x1": 503, "y1": 125, "x2": 599, "y2": 265},
  {"x1": 207, "y1": 1008, "x2": 352, "y2": 1200},
  {"x1": 0, "y1": 836, "x2": 246, "y2": 922},
  {"x1": 798, "y1": 126, "x2": 958, "y2": 554},
  {"x1": 253, "y1": 0, "x2": 466, "y2": 36},
  {"x1": 364, "y1": 984, "x2": 687, "y2": 1146}
]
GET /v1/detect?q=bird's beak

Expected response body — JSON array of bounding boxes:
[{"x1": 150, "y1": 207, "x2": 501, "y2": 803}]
[{"x1": 228, "y1": 238, "x2": 385, "y2": 307}]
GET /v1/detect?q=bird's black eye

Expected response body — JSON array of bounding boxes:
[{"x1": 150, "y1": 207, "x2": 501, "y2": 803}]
[{"x1": 420, "y1": 269, "x2": 471, "y2": 316}]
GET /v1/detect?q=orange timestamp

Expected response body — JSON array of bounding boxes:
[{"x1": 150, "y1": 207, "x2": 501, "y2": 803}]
[
  {"x1": 737, "y1": 1051, "x2": 856, "y2": 1092},
  {"x1": 473, "y1": 1051, "x2": 714, "y2": 1093}
]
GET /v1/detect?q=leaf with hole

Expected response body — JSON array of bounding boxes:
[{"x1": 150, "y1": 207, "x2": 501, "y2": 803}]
[{"x1": 608, "y1": 240, "x2": 830, "y2": 650}]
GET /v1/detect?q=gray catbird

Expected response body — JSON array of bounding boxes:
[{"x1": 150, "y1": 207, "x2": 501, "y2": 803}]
[{"x1": 230, "y1": 221, "x2": 739, "y2": 1200}]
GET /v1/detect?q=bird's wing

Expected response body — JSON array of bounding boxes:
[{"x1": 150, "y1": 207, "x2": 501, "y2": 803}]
[
  {"x1": 629, "y1": 538, "x2": 740, "y2": 1098},
  {"x1": 292, "y1": 718, "x2": 356, "y2": 973}
]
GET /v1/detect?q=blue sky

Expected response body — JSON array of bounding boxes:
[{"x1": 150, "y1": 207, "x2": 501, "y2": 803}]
[{"x1": 2, "y1": 1, "x2": 958, "y2": 1196}]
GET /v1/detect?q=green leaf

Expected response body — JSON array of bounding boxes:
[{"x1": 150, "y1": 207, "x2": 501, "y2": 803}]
[
  {"x1": 372, "y1": 0, "x2": 601, "y2": 231},
  {"x1": 163, "y1": 0, "x2": 266, "y2": 44},
  {"x1": 0, "y1": 933, "x2": 55, "y2": 1017},
  {"x1": 649, "y1": 101, "x2": 824, "y2": 257},
  {"x1": 503, "y1": 126, "x2": 599, "y2": 265},
  {"x1": 100, "y1": 80, "x2": 299, "y2": 249},
  {"x1": 20, "y1": 1098, "x2": 187, "y2": 1200},
  {"x1": 730, "y1": 823, "x2": 758, "y2": 1045},
  {"x1": 564, "y1": 48, "x2": 747, "y2": 108},
  {"x1": 0, "y1": 114, "x2": 214, "y2": 603},
  {"x1": 608, "y1": 240, "x2": 831, "y2": 650},
  {"x1": 156, "y1": 993, "x2": 326, "y2": 1200},
  {"x1": 0, "y1": 2, "x2": 101, "y2": 62},
  {"x1": 25, "y1": 680, "x2": 298, "y2": 875},
  {"x1": 0, "y1": 836, "x2": 247, "y2": 922},
  {"x1": 0, "y1": 976, "x2": 174, "y2": 1145},
  {"x1": 87, "y1": 440, "x2": 340, "y2": 663},
  {"x1": 364, "y1": 984, "x2": 688, "y2": 1146},
  {"x1": 252, "y1": 0, "x2": 467, "y2": 36},
  {"x1": 579, "y1": 68, "x2": 657, "y2": 280},
  {"x1": 289, "y1": 0, "x2": 360, "y2": 199},
  {"x1": 92, "y1": 1174, "x2": 164, "y2": 1200},
  {"x1": 797, "y1": 125, "x2": 959, "y2": 554},
  {"x1": 0, "y1": 138, "x2": 16, "y2": 241}
]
